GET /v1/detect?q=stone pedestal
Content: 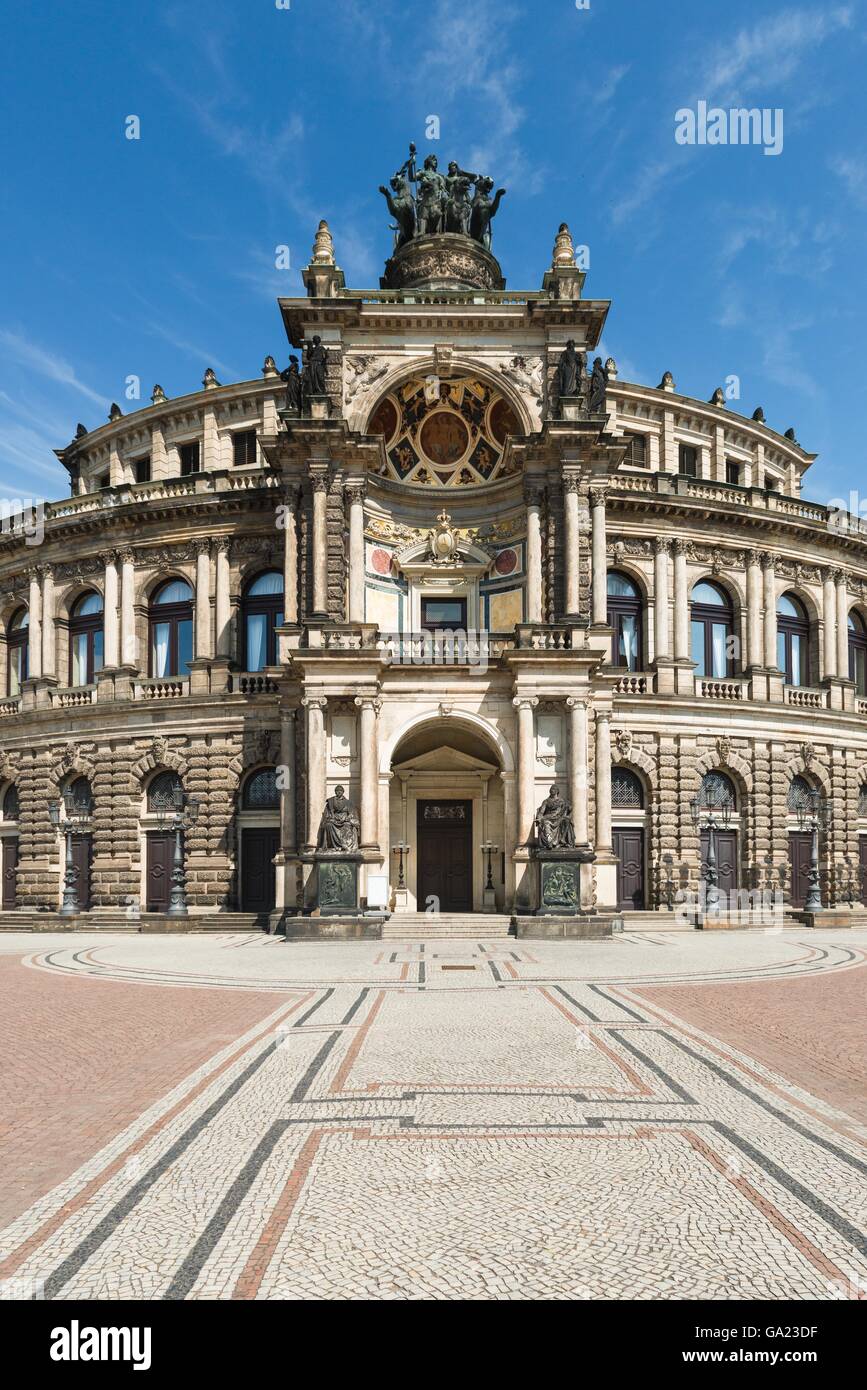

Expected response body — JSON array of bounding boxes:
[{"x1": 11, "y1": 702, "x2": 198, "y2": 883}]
[
  {"x1": 305, "y1": 395, "x2": 331, "y2": 421},
  {"x1": 535, "y1": 846, "x2": 595, "y2": 915},
  {"x1": 309, "y1": 853, "x2": 362, "y2": 915},
  {"x1": 790, "y1": 907, "x2": 860, "y2": 929},
  {"x1": 558, "y1": 396, "x2": 587, "y2": 422}
]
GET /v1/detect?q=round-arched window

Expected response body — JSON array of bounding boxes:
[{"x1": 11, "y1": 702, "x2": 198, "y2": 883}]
[
  {"x1": 611, "y1": 767, "x2": 644, "y2": 809},
  {"x1": 149, "y1": 580, "x2": 193, "y2": 679},
  {"x1": 859, "y1": 782, "x2": 867, "y2": 817},
  {"x1": 147, "y1": 770, "x2": 182, "y2": 812},
  {"x1": 849, "y1": 612, "x2": 867, "y2": 696},
  {"x1": 606, "y1": 572, "x2": 642, "y2": 671},
  {"x1": 242, "y1": 767, "x2": 280, "y2": 810},
  {"x1": 690, "y1": 582, "x2": 734, "y2": 679},
  {"x1": 69, "y1": 590, "x2": 105, "y2": 686},
  {"x1": 787, "y1": 774, "x2": 814, "y2": 814},
  {"x1": 2, "y1": 785, "x2": 19, "y2": 821},
  {"x1": 777, "y1": 593, "x2": 809, "y2": 687},
  {"x1": 700, "y1": 770, "x2": 736, "y2": 811},
  {"x1": 7, "y1": 607, "x2": 28, "y2": 696},
  {"x1": 66, "y1": 777, "x2": 94, "y2": 814},
  {"x1": 242, "y1": 572, "x2": 284, "y2": 671}
]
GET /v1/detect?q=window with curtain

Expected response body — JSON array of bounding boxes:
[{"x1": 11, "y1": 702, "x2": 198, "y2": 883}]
[
  {"x1": 7, "y1": 608, "x2": 28, "y2": 695},
  {"x1": 242, "y1": 571, "x2": 284, "y2": 671},
  {"x1": 690, "y1": 581, "x2": 734, "y2": 679},
  {"x1": 606, "y1": 571, "x2": 643, "y2": 671},
  {"x1": 69, "y1": 591, "x2": 104, "y2": 686},
  {"x1": 148, "y1": 579, "x2": 193, "y2": 678},
  {"x1": 777, "y1": 593, "x2": 809, "y2": 687},
  {"x1": 849, "y1": 612, "x2": 867, "y2": 696}
]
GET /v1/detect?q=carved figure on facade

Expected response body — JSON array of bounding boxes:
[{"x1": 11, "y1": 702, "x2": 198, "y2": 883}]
[{"x1": 535, "y1": 785, "x2": 576, "y2": 850}]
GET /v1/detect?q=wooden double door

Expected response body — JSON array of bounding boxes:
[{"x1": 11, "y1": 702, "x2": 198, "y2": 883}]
[
  {"x1": 71, "y1": 834, "x2": 92, "y2": 911},
  {"x1": 146, "y1": 832, "x2": 174, "y2": 912},
  {"x1": 700, "y1": 830, "x2": 738, "y2": 901},
  {"x1": 788, "y1": 831, "x2": 813, "y2": 910},
  {"x1": 240, "y1": 827, "x2": 279, "y2": 915},
  {"x1": 1, "y1": 837, "x2": 18, "y2": 909},
  {"x1": 612, "y1": 828, "x2": 645, "y2": 910},
  {"x1": 417, "y1": 800, "x2": 472, "y2": 912}
]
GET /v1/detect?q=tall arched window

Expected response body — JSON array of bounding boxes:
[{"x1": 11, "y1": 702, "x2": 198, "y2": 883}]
[
  {"x1": 148, "y1": 580, "x2": 193, "y2": 679},
  {"x1": 69, "y1": 591, "x2": 104, "y2": 686},
  {"x1": 849, "y1": 612, "x2": 867, "y2": 696},
  {"x1": 147, "y1": 770, "x2": 182, "y2": 812},
  {"x1": 242, "y1": 571, "x2": 284, "y2": 671},
  {"x1": 787, "y1": 774, "x2": 813, "y2": 813},
  {"x1": 242, "y1": 766, "x2": 280, "y2": 809},
  {"x1": 7, "y1": 608, "x2": 28, "y2": 696},
  {"x1": 700, "y1": 770, "x2": 736, "y2": 810},
  {"x1": 606, "y1": 572, "x2": 643, "y2": 671},
  {"x1": 66, "y1": 776, "x2": 94, "y2": 813},
  {"x1": 2, "y1": 785, "x2": 19, "y2": 821},
  {"x1": 777, "y1": 593, "x2": 809, "y2": 686},
  {"x1": 611, "y1": 767, "x2": 644, "y2": 808},
  {"x1": 690, "y1": 582, "x2": 734, "y2": 678}
]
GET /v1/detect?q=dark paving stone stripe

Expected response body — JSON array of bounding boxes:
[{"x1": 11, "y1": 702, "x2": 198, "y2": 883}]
[
  {"x1": 589, "y1": 984, "x2": 648, "y2": 1022},
  {"x1": 606, "y1": 1030, "x2": 696, "y2": 1103},
  {"x1": 339, "y1": 988, "x2": 368, "y2": 1025},
  {"x1": 292, "y1": 988, "x2": 334, "y2": 1027},
  {"x1": 289, "y1": 1032, "x2": 342, "y2": 1102},
  {"x1": 553, "y1": 985, "x2": 600, "y2": 1022}
]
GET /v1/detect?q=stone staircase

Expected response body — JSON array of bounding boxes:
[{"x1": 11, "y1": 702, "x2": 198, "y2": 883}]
[{"x1": 382, "y1": 913, "x2": 514, "y2": 940}]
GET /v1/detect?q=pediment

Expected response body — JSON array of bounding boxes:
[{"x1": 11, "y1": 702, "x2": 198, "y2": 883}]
[{"x1": 393, "y1": 744, "x2": 498, "y2": 773}]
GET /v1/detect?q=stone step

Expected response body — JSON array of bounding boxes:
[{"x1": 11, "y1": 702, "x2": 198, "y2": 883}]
[{"x1": 382, "y1": 914, "x2": 513, "y2": 939}]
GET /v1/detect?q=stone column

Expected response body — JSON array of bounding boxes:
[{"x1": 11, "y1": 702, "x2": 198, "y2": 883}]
[
  {"x1": 513, "y1": 696, "x2": 538, "y2": 848},
  {"x1": 653, "y1": 538, "x2": 671, "y2": 660},
  {"x1": 283, "y1": 484, "x2": 299, "y2": 624},
  {"x1": 215, "y1": 538, "x2": 231, "y2": 658},
  {"x1": 303, "y1": 697, "x2": 327, "y2": 851},
  {"x1": 120, "y1": 549, "x2": 136, "y2": 667},
  {"x1": 836, "y1": 570, "x2": 850, "y2": 679},
  {"x1": 746, "y1": 550, "x2": 763, "y2": 668},
  {"x1": 280, "y1": 707, "x2": 297, "y2": 854},
  {"x1": 524, "y1": 483, "x2": 543, "y2": 623},
  {"x1": 594, "y1": 708, "x2": 613, "y2": 852},
  {"x1": 566, "y1": 697, "x2": 589, "y2": 843},
  {"x1": 822, "y1": 567, "x2": 837, "y2": 679},
  {"x1": 311, "y1": 471, "x2": 329, "y2": 617},
  {"x1": 194, "y1": 541, "x2": 212, "y2": 659},
  {"x1": 590, "y1": 487, "x2": 608, "y2": 625},
  {"x1": 563, "y1": 473, "x2": 581, "y2": 617},
  {"x1": 102, "y1": 552, "x2": 119, "y2": 668},
  {"x1": 355, "y1": 696, "x2": 380, "y2": 849},
  {"x1": 673, "y1": 538, "x2": 689, "y2": 662},
  {"x1": 27, "y1": 567, "x2": 42, "y2": 679},
  {"x1": 41, "y1": 565, "x2": 55, "y2": 679},
  {"x1": 762, "y1": 553, "x2": 777, "y2": 670},
  {"x1": 346, "y1": 481, "x2": 366, "y2": 624}
]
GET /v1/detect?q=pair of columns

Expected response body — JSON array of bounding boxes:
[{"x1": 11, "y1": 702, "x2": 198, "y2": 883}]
[
  {"x1": 530, "y1": 475, "x2": 608, "y2": 625},
  {"x1": 302, "y1": 694, "x2": 380, "y2": 852},
  {"x1": 513, "y1": 696, "x2": 611, "y2": 852},
  {"x1": 298, "y1": 471, "x2": 365, "y2": 623}
]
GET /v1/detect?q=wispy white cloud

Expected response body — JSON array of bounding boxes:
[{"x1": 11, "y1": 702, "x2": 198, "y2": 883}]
[
  {"x1": 0, "y1": 330, "x2": 110, "y2": 410},
  {"x1": 830, "y1": 153, "x2": 867, "y2": 207},
  {"x1": 699, "y1": 6, "x2": 853, "y2": 104},
  {"x1": 142, "y1": 322, "x2": 241, "y2": 383}
]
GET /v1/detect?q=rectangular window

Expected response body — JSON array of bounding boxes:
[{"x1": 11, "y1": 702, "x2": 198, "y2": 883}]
[
  {"x1": 134, "y1": 455, "x2": 151, "y2": 483},
  {"x1": 179, "y1": 441, "x2": 201, "y2": 476},
  {"x1": 177, "y1": 619, "x2": 193, "y2": 675},
  {"x1": 246, "y1": 613, "x2": 268, "y2": 672},
  {"x1": 233, "y1": 430, "x2": 257, "y2": 467},
  {"x1": 625, "y1": 434, "x2": 647, "y2": 467},
  {"x1": 725, "y1": 460, "x2": 740, "y2": 485},
  {"x1": 421, "y1": 597, "x2": 466, "y2": 631},
  {"x1": 765, "y1": 473, "x2": 779, "y2": 492},
  {"x1": 152, "y1": 622, "x2": 170, "y2": 678},
  {"x1": 97, "y1": 473, "x2": 110, "y2": 490},
  {"x1": 691, "y1": 620, "x2": 706, "y2": 676},
  {"x1": 618, "y1": 614, "x2": 639, "y2": 670},
  {"x1": 72, "y1": 633, "x2": 88, "y2": 687},
  {"x1": 711, "y1": 623, "x2": 728, "y2": 678},
  {"x1": 678, "y1": 445, "x2": 698, "y2": 477}
]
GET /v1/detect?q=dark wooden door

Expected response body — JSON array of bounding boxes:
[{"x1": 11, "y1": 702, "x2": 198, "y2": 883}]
[
  {"x1": 71, "y1": 834, "x2": 92, "y2": 911},
  {"x1": 613, "y1": 828, "x2": 645, "y2": 910},
  {"x1": 417, "y1": 800, "x2": 472, "y2": 912},
  {"x1": 146, "y1": 832, "x2": 174, "y2": 912},
  {"x1": 241, "y1": 827, "x2": 279, "y2": 914},
  {"x1": 788, "y1": 832, "x2": 813, "y2": 909},
  {"x1": 700, "y1": 829, "x2": 738, "y2": 903},
  {"x1": 2, "y1": 837, "x2": 18, "y2": 909},
  {"x1": 860, "y1": 837, "x2": 867, "y2": 905}
]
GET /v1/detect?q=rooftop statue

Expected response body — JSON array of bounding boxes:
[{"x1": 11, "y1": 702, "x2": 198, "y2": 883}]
[{"x1": 380, "y1": 143, "x2": 507, "y2": 251}]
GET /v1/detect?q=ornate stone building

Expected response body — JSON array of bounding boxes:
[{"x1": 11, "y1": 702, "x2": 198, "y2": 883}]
[{"x1": 2, "y1": 180, "x2": 867, "y2": 934}]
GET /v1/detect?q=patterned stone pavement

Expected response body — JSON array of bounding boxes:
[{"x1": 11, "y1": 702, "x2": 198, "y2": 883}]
[{"x1": 0, "y1": 929, "x2": 865, "y2": 1300}]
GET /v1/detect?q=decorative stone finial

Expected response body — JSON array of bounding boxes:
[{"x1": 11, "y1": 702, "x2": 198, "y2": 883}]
[
  {"x1": 552, "y1": 222, "x2": 575, "y2": 268},
  {"x1": 262, "y1": 355, "x2": 278, "y2": 378},
  {"x1": 658, "y1": 371, "x2": 676, "y2": 392},
  {"x1": 752, "y1": 406, "x2": 766, "y2": 423},
  {"x1": 151, "y1": 384, "x2": 167, "y2": 404},
  {"x1": 108, "y1": 402, "x2": 123, "y2": 422},
  {"x1": 605, "y1": 357, "x2": 618, "y2": 380},
  {"x1": 311, "y1": 219, "x2": 335, "y2": 266},
  {"x1": 75, "y1": 422, "x2": 88, "y2": 439},
  {"x1": 203, "y1": 367, "x2": 220, "y2": 389},
  {"x1": 784, "y1": 426, "x2": 798, "y2": 443},
  {"x1": 710, "y1": 387, "x2": 726, "y2": 406}
]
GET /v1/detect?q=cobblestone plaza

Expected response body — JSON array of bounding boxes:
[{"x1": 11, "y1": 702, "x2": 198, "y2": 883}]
[{"x1": 1, "y1": 928, "x2": 865, "y2": 1301}]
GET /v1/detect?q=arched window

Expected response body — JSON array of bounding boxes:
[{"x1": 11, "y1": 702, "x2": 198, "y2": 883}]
[
  {"x1": 242, "y1": 572, "x2": 284, "y2": 671},
  {"x1": 787, "y1": 774, "x2": 813, "y2": 814},
  {"x1": 7, "y1": 608, "x2": 28, "y2": 696},
  {"x1": 148, "y1": 580, "x2": 193, "y2": 679},
  {"x1": 66, "y1": 776, "x2": 93, "y2": 814},
  {"x1": 700, "y1": 770, "x2": 737, "y2": 811},
  {"x1": 242, "y1": 766, "x2": 280, "y2": 810},
  {"x1": 147, "y1": 770, "x2": 182, "y2": 812},
  {"x1": 849, "y1": 612, "x2": 867, "y2": 696},
  {"x1": 690, "y1": 581, "x2": 734, "y2": 679},
  {"x1": 606, "y1": 572, "x2": 643, "y2": 671},
  {"x1": 69, "y1": 591, "x2": 104, "y2": 686},
  {"x1": 777, "y1": 593, "x2": 809, "y2": 687},
  {"x1": 611, "y1": 767, "x2": 644, "y2": 809},
  {"x1": 858, "y1": 783, "x2": 867, "y2": 817},
  {"x1": 2, "y1": 785, "x2": 19, "y2": 821}
]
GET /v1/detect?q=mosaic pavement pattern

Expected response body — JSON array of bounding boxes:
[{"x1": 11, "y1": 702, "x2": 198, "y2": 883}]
[{"x1": 0, "y1": 930, "x2": 865, "y2": 1300}]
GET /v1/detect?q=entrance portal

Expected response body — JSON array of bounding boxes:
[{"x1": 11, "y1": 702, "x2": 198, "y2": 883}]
[{"x1": 417, "y1": 800, "x2": 472, "y2": 911}]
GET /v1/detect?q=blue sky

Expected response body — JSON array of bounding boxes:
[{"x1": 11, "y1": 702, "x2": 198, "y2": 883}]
[{"x1": 1, "y1": 0, "x2": 865, "y2": 505}]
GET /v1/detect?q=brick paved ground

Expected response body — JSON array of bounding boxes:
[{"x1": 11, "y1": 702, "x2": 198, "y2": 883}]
[{"x1": 0, "y1": 929, "x2": 864, "y2": 1301}]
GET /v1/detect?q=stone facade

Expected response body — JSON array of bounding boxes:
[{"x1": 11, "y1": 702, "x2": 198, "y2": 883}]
[{"x1": 1, "y1": 218, "x2": 866, "y2": 929}]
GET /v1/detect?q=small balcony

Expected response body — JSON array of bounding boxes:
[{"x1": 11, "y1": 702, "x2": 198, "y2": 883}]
[
  {"x1": 611, "y1": 671, "x2": 651, "y2": 696},
  {"x1": 230, "y1": 671, "x2": 279, "y2": 695},
  {"x1": 50, "y1": 684, "x2": 96, "y2": 709},
  {"x1": 785, "y1": 685, "x2": 828, "y2": 710},
  {"x1": 0, "y1": 697, "x2": 20, "y2": 718},
  {"x1": 695, "y1": 676, "x2": 746, "y2": 701},
  {"x1": 134, "y1": 676, "x2": 189, "y2": 701}
]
